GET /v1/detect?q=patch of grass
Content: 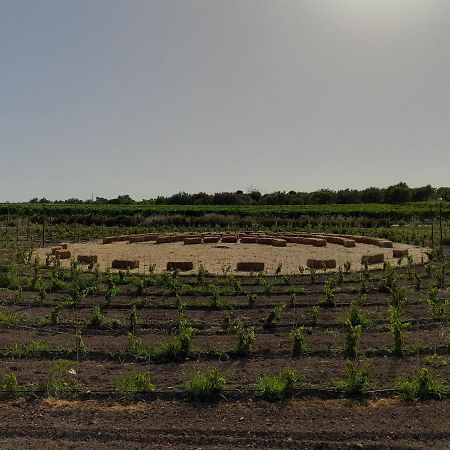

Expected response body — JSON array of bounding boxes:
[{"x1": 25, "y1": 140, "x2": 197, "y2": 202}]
[
  {"x1": 113, "y1": 372, "x2": 155, "y2": 400},
  {"x1": 256, "y1": 368, "x2": 300, "y2": 401},
  {"x1": 0, "y1": 309, "x2": 23, "y2": 325},
  {"x1": 183, "y1": 367, "x2": 226, "y2": 401},
  {"x1": 395, "y1": 368, "x2": 448, "y2": 401},
  {"x1": 335, "y1": 360, "x2": 370, "y2": 396},
  {"x1": 425, "y1": 354, "x2": 448, "y2": 368},
  {"x1": 7, "y1": 341, "x2": 51, "y2": 358}
]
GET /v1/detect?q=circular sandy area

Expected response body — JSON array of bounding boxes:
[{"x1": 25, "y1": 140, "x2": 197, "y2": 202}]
[{"x1": 35, "y1": 239, "x2": 428, "y2": 275}]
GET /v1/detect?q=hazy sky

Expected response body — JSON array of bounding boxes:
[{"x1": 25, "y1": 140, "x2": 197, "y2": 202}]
[{"x1": 1, "y1": 0, "x2": 449, "y2": 201}]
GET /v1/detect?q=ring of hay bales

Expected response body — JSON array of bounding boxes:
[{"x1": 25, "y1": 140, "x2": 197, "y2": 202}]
[
  {"x1": 236, "y1": 262, "x2": 265, "y2": 272},
  {"x1": 166, "y1": 261, "x2": 194, "y2": 271},
  {"x1": 361, "y1": 254, "x2": 385, "y2": 265},
  {"x1": 307, "y1": 259, "x2": 337, "y2": 269},
  {"x1": 111, "y1": 260, "x2": 139, "y2": 270}
]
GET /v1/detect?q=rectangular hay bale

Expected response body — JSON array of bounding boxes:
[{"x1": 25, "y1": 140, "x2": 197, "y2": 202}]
[
  {"x1": 166, "y1": 261, "x2": 194, "y2": 271},
  {"x1": 393, "y1": 249, "x2": 409, "y2": 258},
  {"x1": 203, "y1": 236, "x2": 220, "y2": 244},
  {"x1": 361, "y1": 254, "x2": 385, "y2": 265},
  {"x1": 184, "y1": 237, "x2": 202, "y2": 245},
  {"x1": 77, "y1": 255, "x2": 98, "y2": 265},
  {"x1": 271, "y1": 238, "x2": 287, "y2": 247},
  {"x1": 236, "y1": 262, "x2": 265, "y2": 272},
  {"x1": 55, "y1": 250, "x2": 71, "y2": 260},
  {"x1": 306, "y1": 259, "x2": 337, "y2": 269},
  {"x1": 222, "y1": 235, "x2": 238, "y2": 243},
  {"x1": 111, "y1": 259, "x2": 140, "y2": 270}
]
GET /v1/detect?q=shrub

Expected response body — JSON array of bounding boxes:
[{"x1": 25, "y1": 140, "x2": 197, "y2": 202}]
[
  {"x1": 335, "y1": 360, "x2": 370, "y2": 396},
  {"x1": 44, "y1": 360, "x2": 84, "y2": 399},
  {"x1": 389, "y1": 306, "x2": 410, "y2": 356},
  {"x1": 290, "y1": 327, "x2": 308, "y2": 356},
  {"x1": 184, "y1": 368, "x2": 226, "y2": 401},
  {"x1": 1, "y1": 373, "x2": 20, "y2": 398},
  {"x1": 320, "y1": 277, "x2": 337, "y2": 307},
  {"x1": 89, "y1": 305, "x2": 105, "y2": 328},
  {"x1": 395, "y1": 368, "x2": 448, "y2": 401},
  {"x1": 152, "y1": 327, "x2": 195, "y2": 362},
  {"x1": 256, "y1": 368, "x2": 300, "y2": 401},
  {"x1": 265, "y1": 303, "x2": 286, "y2": 326},
  {"x1": 340, "y1": 303, "x2": 370, "y2": 328},
  {"x1": 311, "y1": 305, "x2": 320, "y2": 326},
  {"x1": 344, "y1": 322, "x2": 362, "y2": 359},
  {"x1": 235, "y1": 319, "x2": 255, "y2": 355}
]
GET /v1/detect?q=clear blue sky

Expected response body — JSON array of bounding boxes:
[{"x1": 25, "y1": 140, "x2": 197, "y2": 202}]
[{"x1": 1, "y1": 0, "x2": 449, "y2": 201}]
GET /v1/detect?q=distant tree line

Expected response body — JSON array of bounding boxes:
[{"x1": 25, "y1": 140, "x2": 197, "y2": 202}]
[{"x1": 29, "y1": 182, "x2": 450, "y2": 206}]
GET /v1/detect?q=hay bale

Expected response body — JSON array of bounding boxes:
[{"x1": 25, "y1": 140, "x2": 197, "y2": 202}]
[
  {"x1": 184, "y1": 237, "x2": 202, "y2": 245},
  {"x1": 55, "y1": 250, "x2": 71, "y2": 260},
  {"x1": 257, "y1": 237, "x2": 273, "y2": 245},
  {"x1": 306, "y1": 259, "x2": 337, "y2": 269},
  {"x1": 301, "y1": 237, "x2": 327, "y2": 247},
  {"x1": 203, "y1": 236, "x2": 220, "y2": 244},
  {"x1": 236, "y1": 262, "x2": 265, "y2": 272},
  {"x1": 393, "y1": 249, "x2": 409, "y2": 258},
  {"x1": 166, "y1": 261, "x2": 194, "y2": 271},
  {"x1": 361, "y1": 254, "x2": 385, "y2": 265},
  {"x1": 377, "y1": 240, "x2": 393, "y2": 248},
  {"x1": 222, "y1": 235, "x2": 238, "y2": 243},
  {"x1": 77, "y1": 255, "x2": 98, "y2": 265},
  {"x1": 111, "y1": 260, "x2": 140, "y2": 270},
  {"x1": 51, "y1": 247, "x2": 62, "y2": 255},
  {"x1": 240, "y1": 236, "x2": 258, "y2": 243},
  {"x1": 128, "y1": 234, "x2": 158, "y2": 243},
  {"x1": 102, "y1": 235, "x2": 129, "y2": 244},
  {"x1": 156, "y1": 235, "x2": 176, "y2": 244},
  {"x1": 271, "y1": 238, "x2": 287, "y2": 247}
]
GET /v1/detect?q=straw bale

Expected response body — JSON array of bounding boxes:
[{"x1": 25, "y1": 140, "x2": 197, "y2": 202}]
[
  {"x1": 77, "y1": 255, "x2": 98, "y2": 265},
  {"x1": 55, "y1": 250, "x2": 71, "y2": 260},
  {"x1": 240, "y1": 236, "x2": 258, "y2": 243},
  {"x1": 222, "y1": 235, "x2": 238, "y2": 243},
  {"x1": 236, "y1": 262, "x2": 265, "y2": 272},
  {"x1": 111, "y1": 260, "x2": 140, "y2": 270},
  {"x1": 184, "y1": 237, "x2": 202, "y2": 245},
  {"x1": 361, "y1": 254, "x2": 385, "y2": 265},
  {"x1": 166, "y1": 261, "x2": 194, "y2": 271},
  {"x1": 271, "y1": 239, "x2": 287, "y2": 247},
  {"x1": 393, "y1": 249, "x2": 409, "y2": 258},
  {"x1": 203, "y1": 236, "x2": 220, "y2": 244},
  {"x1": 306, "y1": 259, "x2": 337, "y2": 269}
]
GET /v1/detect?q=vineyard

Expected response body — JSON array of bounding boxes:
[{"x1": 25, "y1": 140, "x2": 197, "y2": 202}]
[{"x1": 0, "y1": 244, "x2": 449, "y2": 448}]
